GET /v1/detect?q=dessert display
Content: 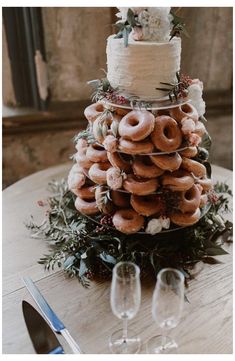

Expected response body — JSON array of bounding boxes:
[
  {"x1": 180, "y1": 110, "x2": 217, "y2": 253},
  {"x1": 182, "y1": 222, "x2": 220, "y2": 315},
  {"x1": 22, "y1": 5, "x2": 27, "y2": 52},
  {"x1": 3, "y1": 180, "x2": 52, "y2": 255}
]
[
  {"x1": 29, "y1": 7, "x2": 232, "y2": 286},
  {"x1": 68, "y1": 7, "x2": 212, "y2": 236}
]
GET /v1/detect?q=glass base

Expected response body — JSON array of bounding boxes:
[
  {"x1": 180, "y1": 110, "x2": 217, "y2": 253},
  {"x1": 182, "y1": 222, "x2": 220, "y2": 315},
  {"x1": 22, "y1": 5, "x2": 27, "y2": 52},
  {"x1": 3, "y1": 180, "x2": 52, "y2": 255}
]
[
  {"x1": 109, "y1": 328, "x2": 141, "y2": 354},
  {"x1": 146, "y1": 335, "x2": 178, "y2": 354}
]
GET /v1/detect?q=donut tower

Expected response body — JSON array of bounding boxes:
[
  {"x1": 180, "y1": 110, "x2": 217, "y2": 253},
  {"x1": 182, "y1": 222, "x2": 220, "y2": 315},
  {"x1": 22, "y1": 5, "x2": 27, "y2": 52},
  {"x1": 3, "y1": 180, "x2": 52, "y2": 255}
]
[{"x1": 68, "y1": 7, "x2": 213, "y2": 236}]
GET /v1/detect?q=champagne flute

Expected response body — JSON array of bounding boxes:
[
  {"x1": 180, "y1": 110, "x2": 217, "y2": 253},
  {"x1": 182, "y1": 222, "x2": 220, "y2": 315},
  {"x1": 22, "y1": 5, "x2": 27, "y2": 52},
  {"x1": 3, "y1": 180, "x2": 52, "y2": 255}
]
[
  {"x1": 147, "y1": 268, "x2": 185, "y2": 354},
  {"x1": 109, "y1": 261, "x2": 141, "y2": 354}
]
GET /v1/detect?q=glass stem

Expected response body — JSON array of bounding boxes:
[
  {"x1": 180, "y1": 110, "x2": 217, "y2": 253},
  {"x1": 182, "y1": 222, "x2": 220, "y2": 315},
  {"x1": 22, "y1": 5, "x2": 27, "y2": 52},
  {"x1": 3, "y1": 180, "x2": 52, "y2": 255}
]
[
  {"x1": 161, "y1": 328, "x2": 167, "y2": 350},
  {"x1": 122, "y1": 318, "x2": 128, "y2": 342}
]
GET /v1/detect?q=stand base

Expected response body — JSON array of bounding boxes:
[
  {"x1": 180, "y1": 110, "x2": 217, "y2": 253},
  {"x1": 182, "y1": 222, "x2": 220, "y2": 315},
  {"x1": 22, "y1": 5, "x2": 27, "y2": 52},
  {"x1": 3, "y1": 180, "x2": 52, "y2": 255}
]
[
  {"x1": 146, "y1": 335, "x2": 178, "y2": 354},
  {"x1": 109, "y1": 328, "x2": 141, "y2": 354}
]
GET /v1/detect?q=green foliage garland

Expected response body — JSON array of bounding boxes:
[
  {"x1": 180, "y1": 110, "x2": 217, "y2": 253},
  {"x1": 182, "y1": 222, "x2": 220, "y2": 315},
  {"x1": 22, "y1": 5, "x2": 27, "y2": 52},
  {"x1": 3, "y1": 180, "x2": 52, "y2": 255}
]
[{"x1": 26, "y1": 179, "x2": 232, "y2": 288}]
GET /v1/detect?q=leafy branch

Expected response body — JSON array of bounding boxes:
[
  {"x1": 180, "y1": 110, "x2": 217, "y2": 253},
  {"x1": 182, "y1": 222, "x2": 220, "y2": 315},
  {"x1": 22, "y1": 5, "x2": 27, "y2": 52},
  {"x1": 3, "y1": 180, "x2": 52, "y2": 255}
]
[
  {"x1": 114, "y1": 8, "x2": 141, "y2": 47},
  {"x1": 170, "y1": 9, "x2": 189, "y2": 40}
]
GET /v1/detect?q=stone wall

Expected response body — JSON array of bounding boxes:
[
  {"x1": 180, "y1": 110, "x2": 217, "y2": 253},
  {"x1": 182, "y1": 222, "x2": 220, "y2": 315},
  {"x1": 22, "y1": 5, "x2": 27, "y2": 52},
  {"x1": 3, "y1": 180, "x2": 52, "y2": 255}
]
[{"x1": 42, "y1": 7, "x2": 113, "y2": 101}]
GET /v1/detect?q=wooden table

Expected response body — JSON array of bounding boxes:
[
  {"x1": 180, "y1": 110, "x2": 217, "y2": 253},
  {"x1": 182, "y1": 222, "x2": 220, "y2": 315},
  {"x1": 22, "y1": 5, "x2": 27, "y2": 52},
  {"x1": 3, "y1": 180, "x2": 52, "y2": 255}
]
[{"x1": 2, "y1": 163, "x2": 233, "y2": 354}]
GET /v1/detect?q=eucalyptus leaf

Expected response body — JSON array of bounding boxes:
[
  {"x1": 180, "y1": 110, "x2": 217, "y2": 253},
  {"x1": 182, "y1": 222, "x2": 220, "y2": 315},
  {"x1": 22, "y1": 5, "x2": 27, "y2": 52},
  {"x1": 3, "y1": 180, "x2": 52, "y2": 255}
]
[
  {"x1": 99, "y1": 252, "x2": 116, "y2": 265},
  {"x1": 79, "y1": 259, "x2": 88, "y2": 277},
  {"x1": 205, "y1": 247, "x2": 228, "y2": 256},
  {"x1": 200, "y1": 131, "x2": 212, "y2": 151},
  {"x1": 127, "y1": 8, "x2": 136, "y2": 27}
]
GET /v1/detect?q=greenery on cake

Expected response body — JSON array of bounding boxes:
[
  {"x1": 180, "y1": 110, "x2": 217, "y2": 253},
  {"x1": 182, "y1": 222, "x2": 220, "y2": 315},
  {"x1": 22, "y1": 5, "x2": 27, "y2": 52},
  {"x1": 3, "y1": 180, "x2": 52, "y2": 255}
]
[
  {"x1": 26, "y1": 179, "x2": 232, "y2": 288},
  {"x1": 114, "y1": 7, "x2": 188, "y2": 46}
]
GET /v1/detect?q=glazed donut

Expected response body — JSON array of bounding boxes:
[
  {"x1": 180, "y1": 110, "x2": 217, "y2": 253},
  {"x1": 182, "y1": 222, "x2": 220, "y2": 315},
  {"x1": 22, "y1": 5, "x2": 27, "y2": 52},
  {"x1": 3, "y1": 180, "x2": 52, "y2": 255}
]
[
  {"x1": 107, "y1": 151, "x2": 132, "y2": 173},
  {"x1": 132, "y1": 156, "x2": 164, "y2": 178},
  {"x1": 179, "y1": 184, "x2": 201, "y2": 213},
  {"x1": 194, "y1": 121, "x2": 206, "y2": 137},
  {"x1": 112, "y1": 209, "x2": 144, "y2": 234},
  {"x1": 75, "y1": 147, "x2": 93, "y2": 169},
  {"x1": 169, "y1": 103, "x2": 199, "y2": 122},
  {"x1": 123, "y1": 174, "x2": 158, "y2": 195},
  {"x1": 86, "y1": 144, "x2": 108, "y2": 163},
  {"x1": 196, "y1": 177, "x2": 213, "y2": 192},
  {"x1": 88, "y1": 162, "x2": 111, "y2": 185},
  {"x1": 179, "y1": 146, "x2": 198, "y2": 158},
  {"x1": 200, "y1": 193, "x2": 208, "y2": 207},
  {"x1": 76, "y1": 184, "x2": 96, "y2": 200},
  {"x1": 75, "y1": 196, "x2": 99, "y2": 215},
  {"x1": 84, "y1": 102, "x2": 105, "y2": 122},
  {"x1": 119, "y1": 138, "x2": 154, "y2": 155},
  {"x1": 130, "y1": 194, "x2": 163, "y2": 216},
  {"x1": 95, "y1": 186, "x2": 114, "y2": 214},
  {"x1": 170, "y1": 208, "x2": 201, "y2": 226},
  {"x1": 111, "y1": 190, "x2": 130, "y2": 208},
  {"x1": 151, "y1": 116, "x2": 182, "y2": 152},
  {"x1": 114, "y1": 107, "x2": 130, "y2": 116},
  {"x1": 181, "y1": 157, "x2": 207, "y2": 178},
  {"x1": 119, "y1": 110, "x2": 155, "y2": 141},
  {"x1": 150, "y1": 152, "x2": 182, "y2": 172},
  {"x1": 161, "y1": 169, "x2": 194, "y2": 191}
]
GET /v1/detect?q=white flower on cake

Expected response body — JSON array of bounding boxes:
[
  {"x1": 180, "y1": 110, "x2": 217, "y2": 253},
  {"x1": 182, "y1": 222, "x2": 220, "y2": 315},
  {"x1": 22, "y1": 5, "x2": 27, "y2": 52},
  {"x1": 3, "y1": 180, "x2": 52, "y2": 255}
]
[
  {"x1": 187, "y1": 79, "x2": 206, "y2": 117},
  {"x1": 116, "y1": 7, "x2": 128, "y2": 22},
  {"x1": 138, "y1": 7, "x2": 173, "y2": 41},
  {"x1": 146, "y1": 216, "x2": 170, "y2": 235}
]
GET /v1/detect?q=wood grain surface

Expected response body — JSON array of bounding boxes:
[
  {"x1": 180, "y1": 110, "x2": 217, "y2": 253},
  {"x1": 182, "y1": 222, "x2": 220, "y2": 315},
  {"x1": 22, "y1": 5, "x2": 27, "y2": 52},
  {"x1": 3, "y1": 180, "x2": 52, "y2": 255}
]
[{"x1": 2, "y1": 163, "x2": 233, "y2": 354}]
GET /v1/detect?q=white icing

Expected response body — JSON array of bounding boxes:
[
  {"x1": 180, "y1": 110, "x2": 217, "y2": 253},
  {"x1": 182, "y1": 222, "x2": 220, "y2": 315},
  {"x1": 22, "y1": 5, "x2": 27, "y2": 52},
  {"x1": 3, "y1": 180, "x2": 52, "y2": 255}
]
[{"x1": 106, "y1": 35, "x2": 181, "y2": 100}]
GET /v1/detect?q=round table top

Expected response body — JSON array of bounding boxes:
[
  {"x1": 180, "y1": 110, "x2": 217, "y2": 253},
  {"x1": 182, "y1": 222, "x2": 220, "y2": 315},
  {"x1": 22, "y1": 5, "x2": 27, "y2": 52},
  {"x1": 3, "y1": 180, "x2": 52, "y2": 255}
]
[{"x1": 2, "y1": 163, "x2": 233, "y2": 354}]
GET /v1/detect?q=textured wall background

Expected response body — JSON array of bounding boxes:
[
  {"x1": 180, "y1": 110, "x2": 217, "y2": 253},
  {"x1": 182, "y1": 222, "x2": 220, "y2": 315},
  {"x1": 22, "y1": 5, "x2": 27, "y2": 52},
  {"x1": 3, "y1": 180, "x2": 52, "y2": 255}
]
[
  {"x1": 2, "y1": 7, "x2": 233, "y2": 187},
  {"x1": 42, "y1": 7, "x2": 112, "y2": 101}
]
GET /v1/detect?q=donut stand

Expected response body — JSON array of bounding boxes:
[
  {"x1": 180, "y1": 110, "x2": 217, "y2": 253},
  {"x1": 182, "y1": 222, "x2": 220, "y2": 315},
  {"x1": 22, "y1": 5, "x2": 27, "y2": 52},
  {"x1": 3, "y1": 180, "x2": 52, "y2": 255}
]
[{"x1": 69, "y1": 96, "x2": 213, "y2": 243}]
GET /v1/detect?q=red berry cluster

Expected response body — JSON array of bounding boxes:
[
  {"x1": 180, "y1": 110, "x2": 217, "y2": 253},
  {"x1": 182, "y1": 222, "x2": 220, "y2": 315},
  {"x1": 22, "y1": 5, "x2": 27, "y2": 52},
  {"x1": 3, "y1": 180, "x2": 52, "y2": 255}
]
[
  {"x1": 100, "y1": 215, "x2": 113, "y2": 225},
  {"x1": 208, "y1": 191, "x2": 219, "y2": 204},
  {"x1": 178, "y1": 74, "x2": 193, "y2": 98},
  {"x1": 94, "y1": 215, "x2": 113, "y2": 233},
  {"x1": 105, "y1": 91, "x2": 127, "y2": 104},
  {"x1": 85, "y1": 270, "x2": 95, "y2": 280}
]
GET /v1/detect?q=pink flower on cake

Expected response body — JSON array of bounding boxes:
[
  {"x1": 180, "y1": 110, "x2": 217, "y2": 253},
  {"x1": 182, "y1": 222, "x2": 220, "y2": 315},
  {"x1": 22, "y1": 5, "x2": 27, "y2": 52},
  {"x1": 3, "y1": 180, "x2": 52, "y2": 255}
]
[
  {"x1": 187, "y1": 133, "x2": 201, "y2": 147},
  {"x1": 103, "y1": 135, "x2": 118, "y2": 153},
  {"x1": 106, "y1": 167, "x2": 124, "y2": 190},
  {"x1": 131, "y1": 27, "x2": 144, "y2": 41}
]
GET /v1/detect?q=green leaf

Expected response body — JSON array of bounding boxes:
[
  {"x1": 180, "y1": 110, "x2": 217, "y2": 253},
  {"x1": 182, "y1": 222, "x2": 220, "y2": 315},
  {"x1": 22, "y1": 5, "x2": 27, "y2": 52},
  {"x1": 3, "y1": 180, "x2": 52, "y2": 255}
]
[
  {"x1": 79, "y1": 259, "x2": 88, "y2": 277},
  {"x1": 200, "y1": 131, "x2": 212, "y2": 151},
  {"x1": 203, "y1": 257, "x2": 222, "y2": 265},
  {"x1": 99, "y1": 252, "x2": 116, "y2": 265},
  {"x1": 114, "y1": 30, "x2": 124, "y2": 39},
  {"x1": 64, "y1": 255, "x2": 76, "y2": 269},
  {"x1": 205, "y1": 247, "x2": 228, "y2": 256},
  {"x1": 127, "y1": 8, "x2": 136, "y2": 27},
  {"x1": 123, "y1": 26, "x2": 129, "y2": 47}
]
